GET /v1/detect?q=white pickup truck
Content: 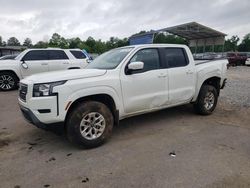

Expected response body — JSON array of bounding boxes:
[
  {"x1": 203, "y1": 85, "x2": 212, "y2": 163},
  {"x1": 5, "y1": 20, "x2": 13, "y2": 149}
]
[
  {"x1": 18, "y1": 44, "x2": 227, "y2": 148},
  {"x1": 0, "y1": 48, "x2": 88, "y2": 91}
]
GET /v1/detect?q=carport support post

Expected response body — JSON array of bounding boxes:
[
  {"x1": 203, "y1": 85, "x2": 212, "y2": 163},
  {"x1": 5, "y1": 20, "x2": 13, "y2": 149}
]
[
  {"x1": 195, "y1": 40, "x2": 198, "y2": 54},
  {"x1": 203, "y1": 39, "x2": 206, "y2": 54}
]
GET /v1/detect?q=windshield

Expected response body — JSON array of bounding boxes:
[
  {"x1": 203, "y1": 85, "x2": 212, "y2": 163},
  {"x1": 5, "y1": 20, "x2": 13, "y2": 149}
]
[
  {"x1": 15, "y1": 51, "x2": 26, "y2": 60},
  {"x1": 87, "y1": 47, "x2": 133, "y2": 69}
]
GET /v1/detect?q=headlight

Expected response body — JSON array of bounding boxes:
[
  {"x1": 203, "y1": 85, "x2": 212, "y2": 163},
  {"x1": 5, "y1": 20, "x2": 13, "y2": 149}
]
[{"x1": 33, "y1": 81, "x2": 66, "y2": 97}]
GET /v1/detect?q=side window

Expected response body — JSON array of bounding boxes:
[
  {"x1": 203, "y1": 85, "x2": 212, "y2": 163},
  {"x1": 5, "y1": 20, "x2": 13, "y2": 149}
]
[
  {"x1": 129, "y1": 48, "x2": 160, "y2": 73},
  {"x1": 48, "y1": 50, "x2": 69, "y2": 60},
  {"x1": 164, "y1": 48, "x2": 188, "y2": 68},
  {"x1": 23, "y1": 50, "x2": 48, "y2": 61},
  {"x1": 70, "y1": 50, "x2": 86, "y2": 59}
]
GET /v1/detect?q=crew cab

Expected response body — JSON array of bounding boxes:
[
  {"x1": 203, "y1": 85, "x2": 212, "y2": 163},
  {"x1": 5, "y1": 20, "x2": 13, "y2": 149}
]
[
  {"x1": 18, "y1": 44, "x2": 227, "y2": 148},
  {"x1": 0, "y1": 48, "x2": 88, "y2": 91}
]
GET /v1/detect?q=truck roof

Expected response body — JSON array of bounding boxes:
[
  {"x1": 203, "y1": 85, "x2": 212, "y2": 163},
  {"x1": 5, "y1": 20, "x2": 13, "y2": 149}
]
[{"x1": 122, "y1": 43, "x2": 188, "y2": 49}]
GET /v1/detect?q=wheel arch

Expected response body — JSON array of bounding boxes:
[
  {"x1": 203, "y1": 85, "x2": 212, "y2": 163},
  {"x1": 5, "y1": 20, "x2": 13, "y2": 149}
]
[
  {"x1": 0, "y1": 70, "x2": 20, "y2": 81},
  {"x1": 65, "y1": 93, "x2": 119, "y2": 127},
  {"x1": 193, "y1": 76, "x2": 221, "y2": 102},
  {"x1": 202, "y1": 76, "x2": 221, "y2": 94}
]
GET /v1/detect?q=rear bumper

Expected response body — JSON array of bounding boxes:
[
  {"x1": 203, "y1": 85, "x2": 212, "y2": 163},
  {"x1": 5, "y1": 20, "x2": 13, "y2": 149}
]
[
  {"x1": 20, "y1": 105, "x2": 63, "y2": 129},
  {"x1": 221, "y1": 78, "x2": 227, "y2": 89}
]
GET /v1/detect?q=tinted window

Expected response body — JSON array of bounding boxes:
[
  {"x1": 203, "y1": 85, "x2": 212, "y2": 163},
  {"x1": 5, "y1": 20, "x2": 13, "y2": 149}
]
[
  {"x1": 129, "y1": 48, "x2": 160, "y2": 73},
  {"x1": 164, "y1": 48, "x2": 188, "y2": 68},
  {"x1": 70, "y1": 50, "x2": 86, "y2": 59},
  {"x1": 49, "y1": 50, "x2": 68, "y2": 60},
  {"x1": 23, "y1": 50, "x2": 48, "y2": 61}
]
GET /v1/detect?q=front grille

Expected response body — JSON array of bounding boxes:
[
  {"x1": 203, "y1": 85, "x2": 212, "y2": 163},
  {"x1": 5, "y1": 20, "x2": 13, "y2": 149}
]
[{"x1": 19, "y1": 84, "x2": 28, "y2": 102}]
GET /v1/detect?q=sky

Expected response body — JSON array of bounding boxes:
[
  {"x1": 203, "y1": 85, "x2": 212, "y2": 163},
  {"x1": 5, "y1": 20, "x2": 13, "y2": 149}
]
[{"x1": 0, "y1": 0, "x2": 250, "y2": 43}]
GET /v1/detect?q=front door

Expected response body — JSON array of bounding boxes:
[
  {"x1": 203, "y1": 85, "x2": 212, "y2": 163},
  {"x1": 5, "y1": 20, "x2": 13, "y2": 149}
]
[
  {"x1": 120, "y1": 48, "x2": 169, "y2": 114},
  {"x1": 20, "y1": 50, "x2": 49, "y2": 77}
]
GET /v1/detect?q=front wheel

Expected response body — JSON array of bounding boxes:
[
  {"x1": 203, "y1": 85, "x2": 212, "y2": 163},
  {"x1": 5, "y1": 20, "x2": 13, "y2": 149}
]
[
  {"x1": 194, "y1": 85, "x2": 218, "y2": 115},
  {"x1": 0, "y1": 72, "x2": 18, "y2": 91},
  {"x1": 66, "y1": 101, "x2": 114, "y2": 148}
]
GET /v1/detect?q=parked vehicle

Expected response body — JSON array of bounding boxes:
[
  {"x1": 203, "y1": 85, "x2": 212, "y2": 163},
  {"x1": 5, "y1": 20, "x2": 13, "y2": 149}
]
[
  {"x1": 19, "y1": 44, "x2": 227, "y2": 148},
  {"x1": 0, "y1": 54, "x2": 18, "y2": 60},
  {"x1": 245, "y1": 54, "x2": 250, "y2": 66},
  {"x1": 0, "y1": 48, "x2": 88, "y2": 91},
  {"x1": 227, "y1": 52, "x2": 247, "y2": 66}
]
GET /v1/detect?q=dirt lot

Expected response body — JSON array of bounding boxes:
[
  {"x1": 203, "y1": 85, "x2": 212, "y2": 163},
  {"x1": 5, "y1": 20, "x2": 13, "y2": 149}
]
[{"x1": 0, "y1": 67, "x2": 250, "y2": 188}]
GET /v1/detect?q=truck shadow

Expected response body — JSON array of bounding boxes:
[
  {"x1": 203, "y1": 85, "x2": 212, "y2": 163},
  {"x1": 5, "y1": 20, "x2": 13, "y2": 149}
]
[{"x1": 112, "y1": 104, "x2": 196, "y2": 138}]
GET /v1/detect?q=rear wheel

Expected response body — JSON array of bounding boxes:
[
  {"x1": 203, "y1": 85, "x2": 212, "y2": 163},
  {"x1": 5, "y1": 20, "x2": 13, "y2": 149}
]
[
  {"x1": 194, "y1": 85, "x2": 218, "y2": 115},
  {"x1": 0, "y1": 72, "x2": 18, "y2": 91},
  {"x1": 66, "y1": 101, "x2": 114, "y2": 148}
]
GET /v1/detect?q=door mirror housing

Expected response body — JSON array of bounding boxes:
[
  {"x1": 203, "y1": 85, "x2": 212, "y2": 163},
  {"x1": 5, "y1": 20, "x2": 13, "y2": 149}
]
[
  {"x1": 21, "y1": 61, "x2": 28, "y2": 69},
  {"x1": 128, "y1": 61, "x2": 144, "y2": 71}
]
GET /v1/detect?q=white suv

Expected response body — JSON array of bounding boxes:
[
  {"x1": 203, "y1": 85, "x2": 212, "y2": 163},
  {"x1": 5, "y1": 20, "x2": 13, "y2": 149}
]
[{"x1": 0, "y1": 48, "x2": 88, "y2": 91}]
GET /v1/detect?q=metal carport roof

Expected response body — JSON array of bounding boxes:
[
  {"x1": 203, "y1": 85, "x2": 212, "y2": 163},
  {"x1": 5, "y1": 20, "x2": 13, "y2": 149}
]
[
  {"x1": 158, "y1": 22, "x2": 226, "y2": 40},
  {"x1": 129, "y1": 22, "x2": 227, "y2": 52}
]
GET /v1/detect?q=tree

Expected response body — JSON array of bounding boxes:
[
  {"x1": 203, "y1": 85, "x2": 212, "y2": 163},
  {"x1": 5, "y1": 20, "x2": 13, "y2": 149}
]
[
  {"x1": 68, "y1": 37, "x2": 82, "y2": 48},
  {"x1": 34, "y1": 41, "x2": 49, "y2": 48},
  {"x1": 7, "y1": 37, "x2": 20, "y2": 46},
  {"x1": 85, "y1": 36, "x2": 96, "y2": 52},
  {"x1": 49, "y1": 33, "x2": 69, "y2": 48},
  {"x1": 0, "y1": 36, "x2": 2, "y2": 46},
  {"x1": 238, "y1": 33, "x2": 250, "y2": 52},
  {"x1": 224, "y1": 35, "x2": 239, "y2": 52},
  {"x1": 23, "y1": 38, "x2": 32, "y2": 47},
  {"x1": 154, "y1": 33, "x2": 187, "y2": 44}
]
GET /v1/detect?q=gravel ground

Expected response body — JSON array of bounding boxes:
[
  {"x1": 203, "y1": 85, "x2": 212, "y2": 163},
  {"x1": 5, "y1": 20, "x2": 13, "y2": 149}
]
[
  {"x1": 220, "y1": 66, "x2": 250, "y2": 107},
  {"x1": 0, "y1": 67, "x2": 250, "y2": 188}
]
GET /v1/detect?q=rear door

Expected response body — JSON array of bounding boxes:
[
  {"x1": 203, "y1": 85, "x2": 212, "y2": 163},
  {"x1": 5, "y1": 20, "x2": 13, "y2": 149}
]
[
  {"x1": 70, "y1": 50, "x2": 88, "y2": 68},
  {"x1": 163, "y1": 48, "x2": 195, "y2": 104},
  {"x1": 48, "y1": 50, "x2": 71, "y2": 71},
  {"x1": 20, "y1": 50, "x2": 49, "y2": 77}
]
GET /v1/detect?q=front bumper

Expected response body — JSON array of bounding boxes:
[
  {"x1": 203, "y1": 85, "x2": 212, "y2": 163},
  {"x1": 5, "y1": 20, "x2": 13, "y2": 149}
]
[{"x1": 20, "y1": 105, "x2": 63, "y2": 129}]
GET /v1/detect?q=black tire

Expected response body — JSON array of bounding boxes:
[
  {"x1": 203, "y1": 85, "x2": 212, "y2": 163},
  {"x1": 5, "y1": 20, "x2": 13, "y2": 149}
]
[
  {"x1": 0, "y1": 71, "x2": 18, "y2": 91},
  {"x1": 194, "y1": 85, "x2": 218, "y2": 115},
  {"x1": 66, "y1": 101, "x2": 114, "y2": 148}
]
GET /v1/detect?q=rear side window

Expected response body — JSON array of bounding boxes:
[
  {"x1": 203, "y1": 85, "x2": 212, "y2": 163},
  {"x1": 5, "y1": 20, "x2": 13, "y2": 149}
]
[
  {"x1": 70, "y1": 50, "x2": 86, "y2": 59},
  {"x1": 23, "y1": 50, "x2": 48, "y2": 61},
  {"x1": 164, "y1": 48, "x2": 188, "y2": 68},
  {"x1": 129, "y1": 48, "x2": 160, "y2": 73},
  {"x1": 48, "y1": 50, "x2": 69, "y2": 60}
]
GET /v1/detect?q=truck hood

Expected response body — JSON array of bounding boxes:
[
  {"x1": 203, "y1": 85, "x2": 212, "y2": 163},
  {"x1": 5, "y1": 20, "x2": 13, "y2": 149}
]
[
  {"x1": 23, "y1": 69, "x2": 107, "y2": 83},
  {"x1": 0, "y1": 60, "x2": 17, "y2": 65}
]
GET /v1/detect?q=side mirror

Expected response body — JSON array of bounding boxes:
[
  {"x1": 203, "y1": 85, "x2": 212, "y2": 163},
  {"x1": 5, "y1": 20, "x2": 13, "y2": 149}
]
[
  {"x1": 128, "y1": 61, "x2": 144, "y2": 71},
  {"x1": 21, "y1": 61, "x2": 28, "y2": 69}
]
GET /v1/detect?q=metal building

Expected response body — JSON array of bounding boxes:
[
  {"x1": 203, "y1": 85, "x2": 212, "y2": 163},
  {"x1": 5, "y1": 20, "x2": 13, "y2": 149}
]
[
  {"x1": 129, "y1": 22, "x2": 227, "y2": 53},
  {"x1": 0, "y1": 46, "x2": 25, "y2": 57}
]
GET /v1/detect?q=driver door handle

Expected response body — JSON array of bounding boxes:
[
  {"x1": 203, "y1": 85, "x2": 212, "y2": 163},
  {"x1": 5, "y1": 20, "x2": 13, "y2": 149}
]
[
  {"x1": 158, "y1": 74, "x2": 168, "y2": 78},
  {"x1": 186, "y1": 70, "x2": 194, "y2": 75},
  {"x1": 41, "y1": 63, "x2": 48, "y2": 65}
]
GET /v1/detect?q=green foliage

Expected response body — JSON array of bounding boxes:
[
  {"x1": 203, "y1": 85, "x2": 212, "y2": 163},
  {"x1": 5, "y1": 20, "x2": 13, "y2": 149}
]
[
  {"x1": 7, "y1": 37, "x2": 20, "y2": 46},
  {"x1": 4, "y1": 31, "x2": 249, "y2": 54},
  {"x1": 238, "y1": 33, "x2": 250, "y2": 52},
  {"x1": 224, "y1": 35, "x2": 239, "y2": 51},
  {"x1": 153, "y1": 33, "x2": 188, "y2": 45},
  {"x1": 23, "y1": 38, "x2": 33, "y2": 47},
  {"x1": 33, "y1": 41, "x2": 49, "y2": 48},
  {"x1": 49, "y1": 33, "x2": 69, "y2": 48}
]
